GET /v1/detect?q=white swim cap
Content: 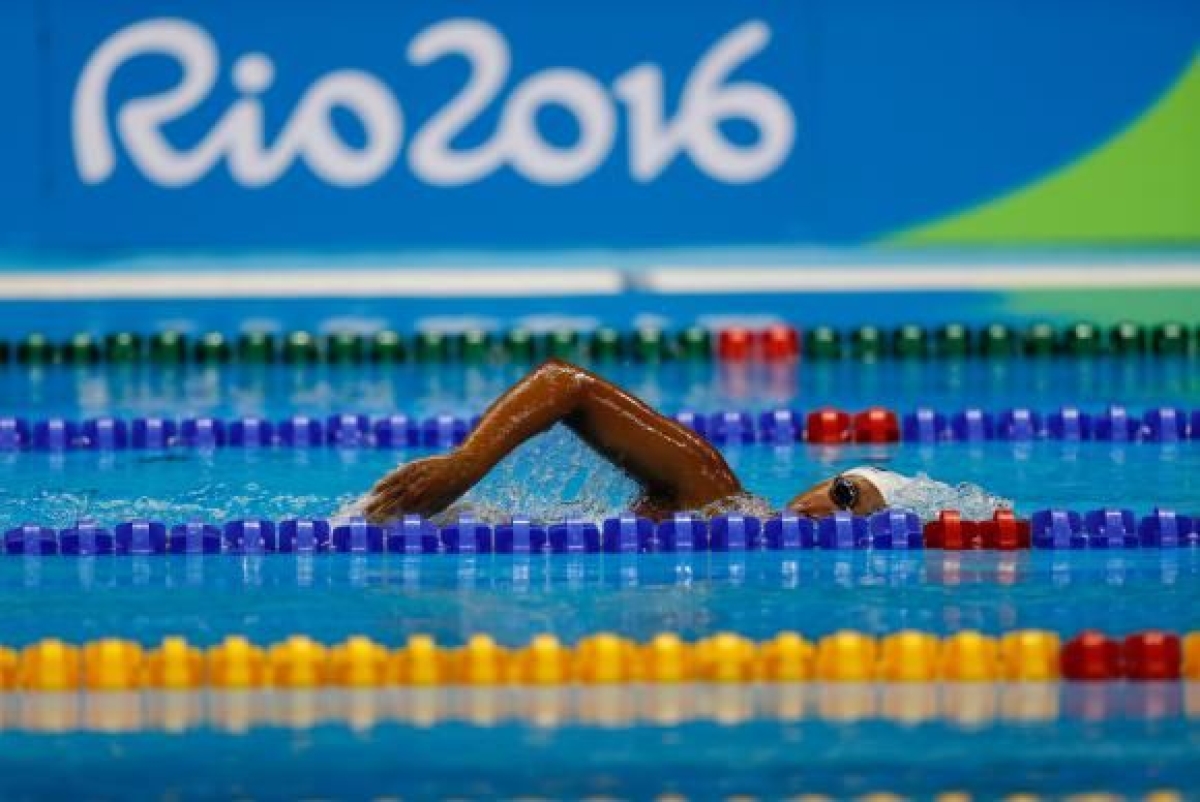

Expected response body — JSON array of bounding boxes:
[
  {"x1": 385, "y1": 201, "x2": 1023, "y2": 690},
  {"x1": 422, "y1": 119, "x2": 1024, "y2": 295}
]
[{"x1": 842, "y1": 466, "x2": 911, "y2": 506}]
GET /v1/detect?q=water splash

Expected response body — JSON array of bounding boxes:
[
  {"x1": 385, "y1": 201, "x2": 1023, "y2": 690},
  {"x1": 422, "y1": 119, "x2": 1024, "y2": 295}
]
[
  {"x1": 438, "y1": 426, "x2": 638, "y2": 524},
  {"x1": 0, "y1": 483, "x2": 342, "y2": 529},
  {"x1": 436, "y1": 428, "x2": 788, "y2": 524},
  {"x1": 886, "y1": 472, "x2": 1012, "y2": 521},
  {"x1": 698, "y1": 492, "x2": 775, "y2": 519}
]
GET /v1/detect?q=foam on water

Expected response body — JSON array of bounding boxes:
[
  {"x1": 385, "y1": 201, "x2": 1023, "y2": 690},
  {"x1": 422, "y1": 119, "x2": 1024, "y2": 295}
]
[
  {"x1": 886, "y1": 471, "x2": 1013, "y2": 521},
  {"x1": 436, "y1": 426, "x2": 639, "y2": 524},
  {"x1": 2, "y1": 481, "x2": 342, "y2": 530},
  {"x1": 332, "y1": 427, "x2": 640, "y2": 525}
]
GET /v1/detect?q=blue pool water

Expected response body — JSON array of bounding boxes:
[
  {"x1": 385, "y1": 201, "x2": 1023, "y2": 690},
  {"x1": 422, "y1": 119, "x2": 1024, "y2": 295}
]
[
  {"x1": 2, "y1": 358, "x2": 1198, "y2": 419},
  {"x1": 1, "y1": 437, "x2": 1196, "y2": 529},
  {"x1": 1, "y1": 356, "x2": 1197, "y2": 797},
  {"x1": 0, "y1": 704, "x2": 1197, "y2": 798},
  {"x1": 1, "y1": 551, "x2": 1197, "y2": 647}
]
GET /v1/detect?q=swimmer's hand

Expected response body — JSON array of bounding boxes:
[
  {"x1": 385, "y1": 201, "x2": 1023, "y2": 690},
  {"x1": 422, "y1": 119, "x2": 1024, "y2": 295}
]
[{"x1": 363, "y1": 453, "x2": 479, "y2": 522}]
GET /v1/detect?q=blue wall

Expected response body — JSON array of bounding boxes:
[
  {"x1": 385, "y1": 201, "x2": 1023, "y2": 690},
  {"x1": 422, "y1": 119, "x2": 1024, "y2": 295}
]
[
  {"x1": 0, "y1": 0, "x2": 40, "y2": 248},
  {"x1": 1, "y1": 0, "x2": 1196, "y2": 251}
]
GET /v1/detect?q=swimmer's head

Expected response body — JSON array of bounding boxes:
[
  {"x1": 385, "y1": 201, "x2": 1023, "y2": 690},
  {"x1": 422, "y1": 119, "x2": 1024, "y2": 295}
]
[{"x1": 786, "y1": 466, "x2": 908, "y2": 518}]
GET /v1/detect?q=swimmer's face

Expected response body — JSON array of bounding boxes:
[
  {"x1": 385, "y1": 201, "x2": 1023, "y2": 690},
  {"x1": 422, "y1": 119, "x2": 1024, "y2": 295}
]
[{"x1": 786, "y1": 474, "x2": 887, "y2": 518}]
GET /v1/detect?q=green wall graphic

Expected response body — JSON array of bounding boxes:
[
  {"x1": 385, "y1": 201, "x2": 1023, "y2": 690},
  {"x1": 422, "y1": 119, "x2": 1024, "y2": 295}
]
[{"x1": 891, "y1": 53, "x2": 1200, "y2": 246}]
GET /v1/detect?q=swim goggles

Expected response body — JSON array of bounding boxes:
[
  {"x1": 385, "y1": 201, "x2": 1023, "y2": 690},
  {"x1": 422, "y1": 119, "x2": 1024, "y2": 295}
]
[{"x1": 830, "y1": 475, "x2": 860, "y2": 511}]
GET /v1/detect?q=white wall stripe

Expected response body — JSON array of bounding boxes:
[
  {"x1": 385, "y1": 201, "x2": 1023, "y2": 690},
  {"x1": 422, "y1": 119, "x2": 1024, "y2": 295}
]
[
  {"x1": 638, "y1": 264, "x2": 1200, "y2": 293},
  {"x1": 0, "y1": 262, "x2": 1195, "y2": 299},
  {"x1": 0, "y1": 269, "x2": 625, "y2": 299}
]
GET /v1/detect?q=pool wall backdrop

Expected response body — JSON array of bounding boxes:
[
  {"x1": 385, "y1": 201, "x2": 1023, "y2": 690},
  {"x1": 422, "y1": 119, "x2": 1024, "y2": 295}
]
[
  {"x1": 0, "y1": 0, "x2": 1198, "y2": 252},
  {"x1": 2, "y1": 0, "x2": 1200, "y2": 334}
]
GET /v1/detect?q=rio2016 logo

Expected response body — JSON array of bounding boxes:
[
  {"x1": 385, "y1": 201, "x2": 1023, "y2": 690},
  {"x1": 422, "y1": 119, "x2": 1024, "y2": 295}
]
[{"x1": 72, "y1": 17, "x2": 796, "y2": 190}]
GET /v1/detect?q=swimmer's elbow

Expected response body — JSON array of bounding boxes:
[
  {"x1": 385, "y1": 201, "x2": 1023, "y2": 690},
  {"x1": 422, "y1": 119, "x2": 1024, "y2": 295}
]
[
  {"x1": 510, "y1": 358, "x2": 595, "y2": 418},
  {"x1": 535, "y1": 357, "x2": 592, "y2": 392},
  {"x1": 538, "y1": 356, "x2": 583, "y2": 374}
]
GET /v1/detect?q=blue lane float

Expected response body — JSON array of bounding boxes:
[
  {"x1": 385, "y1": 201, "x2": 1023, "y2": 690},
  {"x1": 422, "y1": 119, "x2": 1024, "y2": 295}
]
[
  {"x1": 114, "y1": 520, "x2": 168, "y2": 555},
  {"x1": 60, "y1": 521, "x2": 116, "y2": 555},
  {"x1": 948, "y1": 409, "x2": 995, "y2": 442},
  {"x1": 550, "y1": 519, "x2": 603, "y2": 553},
  {"x1": 331, "y1": 519, "x2": 385, "y2": 553},
  {"x1": 132, "y1": 418, "x2": 177, "y2": 448},
  {"x1": 3, "y1": 525, "x2": 56, "y2": 556},
  {"x1": 278, "y1": 519, "x2": 331, "y2": 552},
  {"x1": 0, "y1": 405, "x2": 1197, "y2": 452},
  {"x1": 222, "y1": 519, "x2": 276, "y2": 553},
  {"x1": 758, "y1": 409, "x2": 804, "y2": 445},
  {"x1": 1139, "y1": 509, "x2": 1195, "y2": 548},
  {"x1": 601, "y1": 515, "x2": 653, "y2": 554},
  {"x1": 388, "y1": 515, "x2": 442, "y2": 554},
  {"x1": 709, "y1": 515, "x2": 762, "y2": 551},
  {"x1": 169, "y1": 522, "x2": 223, "y2": 554},
  {"x1": 3, "y1": 508, "x2": 1196, "y2": 557},
  {"x1": 180, "y1": 418, "x2": 225, "y2": 448},
  {"x1": 1047, "y1": 408, "x2": 1089, "y2": 440},
  {"x1": 373, "y1": 415, "x2": 419, "y2": 448},
  {"x1": 765, "y1": 515, "x2": 815, "y2": 550},
  {"x1": 1083, "y1": 509, "x2": 1139, "y2": 549},
  {"x1": 707, "y1": 411, "x2": 756, "y2": 444}
]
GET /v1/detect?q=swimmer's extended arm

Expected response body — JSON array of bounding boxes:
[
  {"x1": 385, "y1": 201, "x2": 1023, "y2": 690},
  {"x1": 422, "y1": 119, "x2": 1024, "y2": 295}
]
[{"x1": 364, "y1": 358, "x2": 742, "y2": 521}]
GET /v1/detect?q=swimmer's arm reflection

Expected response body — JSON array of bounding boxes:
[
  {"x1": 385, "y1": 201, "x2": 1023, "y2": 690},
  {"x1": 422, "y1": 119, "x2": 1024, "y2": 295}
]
[{"x1": 364, "y1": 358, "x2": 742, "y2": 522}]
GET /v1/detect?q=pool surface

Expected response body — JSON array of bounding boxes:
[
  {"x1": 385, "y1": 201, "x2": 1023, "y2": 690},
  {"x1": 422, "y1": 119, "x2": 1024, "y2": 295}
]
[
  {"x1": 3, "y1": 359, "x2": 1198, "y2": 419},
  {"x1": 1, "y1": 345, "x2": 1197, "y2": 798},
  {"x1": 1, "y1": 437, "x2": 1196, "y2": 529},
  {"x1": 0, "y1": 696, "x2": 1196, "y2": 798},
  {"x1": 1, "y1": 551, "x2": 1197, "y2": 646}
]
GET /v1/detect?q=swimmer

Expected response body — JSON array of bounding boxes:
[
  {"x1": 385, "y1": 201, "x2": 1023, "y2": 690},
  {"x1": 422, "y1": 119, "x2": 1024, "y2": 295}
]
[{"x1": 361, "y1": 358, "x2": 1005, "y2": 523}]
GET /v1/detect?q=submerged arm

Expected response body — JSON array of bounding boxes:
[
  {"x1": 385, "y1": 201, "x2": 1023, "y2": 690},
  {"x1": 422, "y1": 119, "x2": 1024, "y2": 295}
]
[{"x1": 363, "y1": 358, "x2": 741, "y2": 521}]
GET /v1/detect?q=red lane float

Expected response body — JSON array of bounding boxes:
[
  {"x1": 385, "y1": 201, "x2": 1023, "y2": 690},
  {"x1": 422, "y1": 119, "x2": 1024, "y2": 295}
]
[
  {"x1": 804, "y1": 406, "x2": 902, "y2": 444},
  {"x1": 716, "y1": 325, "x2": 800, "y2": 361},
  {"x1": 1123, "y1": 631, "x2": 1182, "y2": 680},
  {"x1": 852, "y1": 407, "x2": 900, "y2": 443},
  {"x1": 975, "y1": 509, "x2": 1030, "y2": 550},
  {"x1": 924, "y1": 510, "x2": 1031, "y2": 550},
  {"x1": 716, "y1": 328, "x2": 754, "y2": 361},
  {"x1": 758, "y1": 325, "x2": 800, "y2": 361},
  {"x1": 924, "y1": 510, "x2": 967, "y2": 549},
  {"x1": 1062, "y1": 631, "x2": 1123, "y2": 681},
  {"x1": 805, "y1": 408, "x2": 853, "y2": 444}
]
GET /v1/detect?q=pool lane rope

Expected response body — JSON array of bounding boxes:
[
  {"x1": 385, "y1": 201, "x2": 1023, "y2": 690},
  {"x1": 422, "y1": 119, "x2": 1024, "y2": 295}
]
[
  {"x1": 4, "y1": 508, "x2": 1196, "y2": 556},
  {"x1": 4, "y1": 630, "x2": 1198, "y2": 692},
  {"x1": 1, "y1": 405, "x2": 1197, "y2": 452},
  {"x1": 4, "y1": 320, "x2": 1197, "y2": 366}
]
